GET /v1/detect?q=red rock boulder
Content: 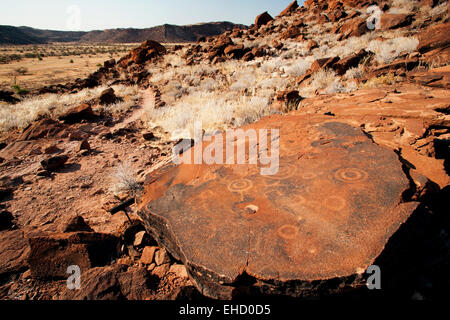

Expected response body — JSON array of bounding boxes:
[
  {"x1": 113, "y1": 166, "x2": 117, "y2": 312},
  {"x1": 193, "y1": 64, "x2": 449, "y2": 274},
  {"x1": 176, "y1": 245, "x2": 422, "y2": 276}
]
[
  {"x1": 280, "y1": 1, "x2": 299, "y2": 16},
  {"x1": 255, "y1": 12, "x2": 274, "y2": 28},
  {"x1": 380, "y1": 14, "x2": 413, "y2": 30}
]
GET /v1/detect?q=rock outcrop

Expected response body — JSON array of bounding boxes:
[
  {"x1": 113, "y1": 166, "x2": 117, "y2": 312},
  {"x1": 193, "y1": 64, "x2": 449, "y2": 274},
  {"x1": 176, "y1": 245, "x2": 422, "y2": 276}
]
[
  {"x1": 28, "y1": 232, "x2": 120, "y2": 279},
  {"x1": 138, "y1": 116, "x2": 420, "y2": 299}
]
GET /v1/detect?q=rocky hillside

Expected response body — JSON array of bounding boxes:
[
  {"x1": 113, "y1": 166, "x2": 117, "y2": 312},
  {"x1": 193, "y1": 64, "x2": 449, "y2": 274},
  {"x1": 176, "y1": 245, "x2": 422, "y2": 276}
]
[
  {"x1": 0, "y1": 22, "x2": 245, "y2": 45},
  {"x1": 0, "y1": 0, "x2": 449, "y2": 302}
]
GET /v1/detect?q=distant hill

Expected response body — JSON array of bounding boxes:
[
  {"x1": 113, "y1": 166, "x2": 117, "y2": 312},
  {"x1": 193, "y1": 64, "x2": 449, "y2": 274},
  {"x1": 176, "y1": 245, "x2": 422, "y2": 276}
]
[{"x1": 0, "y1": 22, "x2": 246, "y2": 45}]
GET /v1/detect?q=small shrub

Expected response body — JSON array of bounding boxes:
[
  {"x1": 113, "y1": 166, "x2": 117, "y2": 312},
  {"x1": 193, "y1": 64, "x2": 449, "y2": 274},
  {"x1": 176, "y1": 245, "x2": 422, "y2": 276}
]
[
  {"x1": 110, "y1": 162, "x2": 143, "y2": 196},
  {"x1": 15, "y1": 67, "x2": 28, "y2": 75},
  {"x1": 11, "y1": 85, "x2": 29, "y2": 95},
  {"x1": 368, "y1": 37, "x2": 419, "y2": 64}
]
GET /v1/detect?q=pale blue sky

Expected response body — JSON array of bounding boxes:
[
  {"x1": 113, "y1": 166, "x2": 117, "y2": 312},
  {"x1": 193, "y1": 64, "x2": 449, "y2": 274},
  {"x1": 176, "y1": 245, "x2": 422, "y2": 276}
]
[{"x1": 1, "y1": 0, "x2": 305, "y2": 31}]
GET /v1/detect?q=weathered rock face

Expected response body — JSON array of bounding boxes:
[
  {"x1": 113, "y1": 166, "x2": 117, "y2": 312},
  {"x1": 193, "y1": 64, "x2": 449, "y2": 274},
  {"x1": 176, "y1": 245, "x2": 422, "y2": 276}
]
[
  {"x1": 28, "y1": 232, "x2": 120, "y2": 279},
  {"x1": 338, "y1": 17, "x2": 369, "y2": 40},
  {"x1": 0, "y1": 230, "x2": 29, "y2": 282},
  {"x1": 60, "y1": 265, "x2": 153, "y2": 300},
  {"x1": 19, "y1": 118, "x2": 64, "y2": 141},
  {"x1": 418, "y1": 22, "x2": 450, "y2": 54},
  {"x1": 409, "y1": 65, "x2": 450, "y2": 89},
  {"x1": 138, "y1": 115, "x2": 419, "y2": 299}
]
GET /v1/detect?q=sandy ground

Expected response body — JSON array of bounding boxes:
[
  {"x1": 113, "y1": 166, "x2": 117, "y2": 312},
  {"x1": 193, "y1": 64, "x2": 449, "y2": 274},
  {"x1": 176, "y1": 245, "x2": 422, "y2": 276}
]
[{"x1": 0, "y1": 44, "x2": 138, "y2": 91}]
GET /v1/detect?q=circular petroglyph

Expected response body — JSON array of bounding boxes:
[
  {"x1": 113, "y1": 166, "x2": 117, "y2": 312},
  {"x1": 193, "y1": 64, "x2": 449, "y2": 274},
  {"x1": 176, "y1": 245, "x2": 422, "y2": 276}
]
[
  {"x1": 324, "y1": 195, "x2": 347, "y2": 211},
  {"x1": 265, "y1": 163, "x2": 296, "y2": 180},
  {"x1": 301, "y1": 172, "x2": 317, "y2": 180},
  {"x1": 277, "y1": 225, "x2": 299, "y2": 240},
  {"x1": 334, "y1": 168, "x2": 368, "y2": 183},
  {"x1": 228, "y1": 179, "x2": 253, "y2": 192}
]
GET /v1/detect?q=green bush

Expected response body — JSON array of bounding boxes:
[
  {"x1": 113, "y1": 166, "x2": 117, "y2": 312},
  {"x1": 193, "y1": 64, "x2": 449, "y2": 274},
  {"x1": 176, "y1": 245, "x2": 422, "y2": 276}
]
[{"x1": 11, "y1": 85, "x2": 29, "y2": 95}]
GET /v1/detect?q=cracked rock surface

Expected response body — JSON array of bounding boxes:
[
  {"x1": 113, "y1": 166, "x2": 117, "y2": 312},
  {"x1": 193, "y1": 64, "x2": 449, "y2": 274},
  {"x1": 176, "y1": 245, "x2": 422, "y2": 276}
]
[{"x1": 138, "y1": 115, "x2": 419, "y2": 299}]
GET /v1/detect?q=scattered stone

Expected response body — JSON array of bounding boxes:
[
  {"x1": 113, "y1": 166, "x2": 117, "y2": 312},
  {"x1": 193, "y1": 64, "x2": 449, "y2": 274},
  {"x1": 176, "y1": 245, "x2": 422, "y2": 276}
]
[
  {"x1": 99, "y1": 88, "x2": 118, "y2": 105},
  {"x1": 43, "y1": 144, "x2": 61, "y2": 155},
  {"x1": 332, "y1": 49, "x2": 369, "y2": 75},
  {"x1": 59, "y1": 104, "x2": 95, "y2": 124},
  {"x1": 380, "y1": 14, "x2": 413, "y2": 30},
  {"x1": 271, "y1": 39, "x2": 283, "y2": 50},
  {"x1": 103, "y1": 59, "x2": 116, "y2": 69},
  {"x1": 306, "y1": 39, "x2": 318, "y2": 51},
  {"x1": 280, "y1": 26, "x2": 302, "y2": 40},
  {"x1": 224, "y1": 44, "x2": 246, "y2": 59},
  {"x1": 40, "y1": 155, "x2": 69, "y2": 171},
  {"x1": 28, "y1": 232, "x2": 120, "y2": 279},
  {"x1": 140, "y1": 246, "x2": 158, "y2": 265},
  {"x1": 142, "y1": 132, "x2": 155, "y2": 141},
  {"x1": 21, "y1": 269, "x2": 31, "y2": 280},
  {"x1": 155, "y1": 248, "x2": 171, "y2": 266},
  {"x1": 255, "y1": 12, "x2": 273, "y2": 28},
  {"x1": 133, "y1": 231, "x2": 151, "y2": 247},
  {"x1": 152, "y1": 263, "x2": 170, "y2": 278},
  {"x1": 78, "y1": 139, "x2": 91, "y2": 152},
  {"x1": 328, "y1": 8, "x2": 347, "y2": 22},
  {"x1": 339, "y1": 17, "x2": 369, "y2": 40},
  {"x1": 19, "y1": 118, "x2": 63, "y2": 141},
  {"x1": 251, "y1": 47, "x2": 265, "y2": 57},
  {"x1": 245, "y1": 205, "x2": 259, "y2": 214},
  {"x1": 120, "y1": 40, "x2": 167, "y2": 66},
  {"x1": 310, "y1": 56, "x2": 340, "y2": 73},
  {"x1": 272, "y1": 90, "x2": 303, "y2": 112},
  {"x1": 242, "y1": 51, "x2": 255, "y2": 62},
  {"x1": 118, "y1": 219, "x2": 146, "y2": 245},
  {"x1": 69, "y1": 130, "x2": 89, "y2": 141},
  {"x1": 117, "y1": 256, "x2": 133, "y2": 266},
  {"x1": 169, "y1": 264, "x2": 189, "y2": 279}
]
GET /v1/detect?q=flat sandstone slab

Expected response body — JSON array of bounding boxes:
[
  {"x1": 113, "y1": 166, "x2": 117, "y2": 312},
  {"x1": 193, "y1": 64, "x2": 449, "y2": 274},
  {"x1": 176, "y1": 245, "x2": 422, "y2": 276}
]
[{"x1": 138, "y1": 115, "x2": 419, "y2": 299}]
